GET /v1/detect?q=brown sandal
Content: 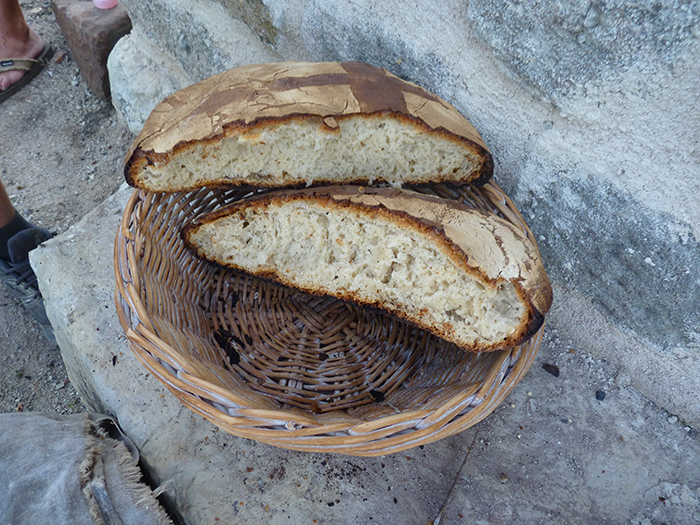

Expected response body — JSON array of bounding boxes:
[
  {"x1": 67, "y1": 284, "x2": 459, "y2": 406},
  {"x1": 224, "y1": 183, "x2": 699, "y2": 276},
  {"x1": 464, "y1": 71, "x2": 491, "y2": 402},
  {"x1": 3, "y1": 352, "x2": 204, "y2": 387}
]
[{"x1": 0, "y1": 45, "x2": 54, "y2": 104}]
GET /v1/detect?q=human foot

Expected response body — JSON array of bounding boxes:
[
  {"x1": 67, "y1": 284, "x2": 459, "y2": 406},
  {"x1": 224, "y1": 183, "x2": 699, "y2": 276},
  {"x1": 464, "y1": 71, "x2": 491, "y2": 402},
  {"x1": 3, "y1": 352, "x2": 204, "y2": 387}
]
[
  {"x1": 0, "y1": 27, "x2": 45, "y2": 92},
  {"x1": 0, "y1": 226, "x2": 56, "y2": 345}
]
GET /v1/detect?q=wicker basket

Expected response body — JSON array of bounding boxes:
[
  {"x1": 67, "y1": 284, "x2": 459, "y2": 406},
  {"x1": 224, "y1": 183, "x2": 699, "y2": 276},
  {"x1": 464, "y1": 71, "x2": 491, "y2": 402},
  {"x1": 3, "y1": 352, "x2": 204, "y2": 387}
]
[{"x1": 114, "y1": 181, "x2": 545, "y2": 456}]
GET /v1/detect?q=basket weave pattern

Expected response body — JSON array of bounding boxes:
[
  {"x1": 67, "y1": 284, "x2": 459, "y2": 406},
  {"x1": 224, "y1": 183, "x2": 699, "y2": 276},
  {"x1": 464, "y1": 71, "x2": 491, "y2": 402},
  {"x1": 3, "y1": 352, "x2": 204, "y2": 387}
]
[{"x1": 115, "y1": 182, "x2": 544, "y2": 456}]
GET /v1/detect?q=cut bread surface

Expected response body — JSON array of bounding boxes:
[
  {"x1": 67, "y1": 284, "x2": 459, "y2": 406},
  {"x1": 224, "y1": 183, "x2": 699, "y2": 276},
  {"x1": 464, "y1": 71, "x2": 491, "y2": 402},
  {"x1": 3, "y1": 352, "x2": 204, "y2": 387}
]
[
  {"x1": 125, "y1": 61, "x2": 493, "y2": 192},
  {"x1": 183, "y1": 187, "x2": 551, "y2": 352},
  {"x1": 130, "y1": 114, "x2": 487, "y2": 191}
]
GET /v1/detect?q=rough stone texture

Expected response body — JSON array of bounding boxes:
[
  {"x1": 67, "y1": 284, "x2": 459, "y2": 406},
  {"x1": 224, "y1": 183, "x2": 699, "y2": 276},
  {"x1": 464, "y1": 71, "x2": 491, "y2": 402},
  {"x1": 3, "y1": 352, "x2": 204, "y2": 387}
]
[
  {"x1": 108, "y1": 0, "x2": 280, "y2": 132},
  {"x1": 436, "y1": 350, "x2": 700, "y2": 524},
  {"x1": 51, "y1": 0, "x2": 132, "y2": 99},
  {"x1": 466, "y1": 0, "x2": 700, "y2": 108},
  {"x1": 302, "y1": 1, "x2": 460, "y2": 104},
  {"x1": 514, "y1": 174, "x2": 700, "y2": 349},
  {"x1": 30, "y1": 186, "x2": 700, "y2": 523},
  {"x1": 215, "y1": 0, "x2": 278, "y2": 45},
  {"x1": 107, "y1": 31, "x2": 194, "y2": 134},
  {"x1": 120, "y1": 0, "x2": 280, "y2": 85},
  {"x1": 106, "y1": 0, "x2": 700, "y2": 429},
  {"x1": 462, "y1": 0, "x2": 700, "y2": 351}
]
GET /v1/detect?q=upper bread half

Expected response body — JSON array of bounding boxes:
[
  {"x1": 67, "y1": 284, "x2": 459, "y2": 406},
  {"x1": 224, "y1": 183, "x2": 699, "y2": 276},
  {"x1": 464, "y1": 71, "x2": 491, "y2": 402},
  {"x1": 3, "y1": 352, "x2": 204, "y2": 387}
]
[{"x1": 124, "y1": 61, "x2": 493, "y2": 192}]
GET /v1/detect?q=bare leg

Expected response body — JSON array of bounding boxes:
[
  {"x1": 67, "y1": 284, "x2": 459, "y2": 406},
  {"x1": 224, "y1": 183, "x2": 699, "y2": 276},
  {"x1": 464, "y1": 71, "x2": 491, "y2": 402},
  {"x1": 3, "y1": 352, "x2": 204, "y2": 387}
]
[
  {"x1": 0, "y1": 179, "x2": 16, "y2": 228},
  {"x1": 0, "y1": 0, "x2": 45, "y2": 92}
]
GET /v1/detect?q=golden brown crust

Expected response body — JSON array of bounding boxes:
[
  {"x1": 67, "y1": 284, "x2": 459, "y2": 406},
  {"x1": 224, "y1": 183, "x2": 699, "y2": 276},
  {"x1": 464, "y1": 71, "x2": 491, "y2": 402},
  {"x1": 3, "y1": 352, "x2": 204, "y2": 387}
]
[
  {"x1": 125, "y1": 61, "x2": 493, "y2": 189},
  {"x1": 182, "y1": 186, "x2": 552, "y2": 351}
]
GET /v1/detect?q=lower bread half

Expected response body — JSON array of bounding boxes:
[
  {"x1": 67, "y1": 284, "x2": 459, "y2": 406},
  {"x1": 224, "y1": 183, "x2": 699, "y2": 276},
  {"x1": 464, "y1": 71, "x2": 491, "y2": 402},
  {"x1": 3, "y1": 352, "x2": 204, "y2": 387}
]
[{"x1": 182, "y1": 186, "x2": 551, "y2": 352}]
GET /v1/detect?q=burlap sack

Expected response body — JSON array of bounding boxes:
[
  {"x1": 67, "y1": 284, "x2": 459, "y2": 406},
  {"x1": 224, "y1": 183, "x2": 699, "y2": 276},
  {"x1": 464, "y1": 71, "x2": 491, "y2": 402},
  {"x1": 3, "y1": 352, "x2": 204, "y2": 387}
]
[{"x1": 0, "y1": 412, "x2": 171, "y2": 525}]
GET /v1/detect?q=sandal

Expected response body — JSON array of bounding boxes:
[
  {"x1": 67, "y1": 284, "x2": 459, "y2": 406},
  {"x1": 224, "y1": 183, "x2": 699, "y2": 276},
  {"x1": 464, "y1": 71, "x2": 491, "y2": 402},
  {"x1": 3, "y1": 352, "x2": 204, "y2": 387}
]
[{"x1": 0, "y1": 45, "x2": 54, "y2": 104}]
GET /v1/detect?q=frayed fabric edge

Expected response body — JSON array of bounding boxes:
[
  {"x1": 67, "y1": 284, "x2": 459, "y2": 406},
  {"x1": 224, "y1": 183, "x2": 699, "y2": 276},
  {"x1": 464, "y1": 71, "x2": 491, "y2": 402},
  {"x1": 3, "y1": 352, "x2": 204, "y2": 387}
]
[{"x1": 78, "y1": 414, "x2": 172, "y2": 525}]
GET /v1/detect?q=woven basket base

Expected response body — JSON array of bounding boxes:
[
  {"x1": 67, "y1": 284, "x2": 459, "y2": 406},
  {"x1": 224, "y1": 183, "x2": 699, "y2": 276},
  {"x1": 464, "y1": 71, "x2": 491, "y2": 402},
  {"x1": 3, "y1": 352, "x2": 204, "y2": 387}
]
[{"x1": 204, "y1": 269, "x2": 507, "y2": 417}]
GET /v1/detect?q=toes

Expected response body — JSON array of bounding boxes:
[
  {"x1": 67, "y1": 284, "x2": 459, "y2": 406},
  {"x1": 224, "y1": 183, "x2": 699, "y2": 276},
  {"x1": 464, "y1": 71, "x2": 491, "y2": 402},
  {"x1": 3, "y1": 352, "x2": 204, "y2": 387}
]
[{"x1": 0, "y1": 70, "x2": 26, "y2": 92}]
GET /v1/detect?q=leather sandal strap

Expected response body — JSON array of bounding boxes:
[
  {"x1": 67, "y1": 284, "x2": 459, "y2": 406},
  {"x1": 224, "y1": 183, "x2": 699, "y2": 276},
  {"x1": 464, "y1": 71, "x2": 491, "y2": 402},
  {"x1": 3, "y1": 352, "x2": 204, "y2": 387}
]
[{"x1": 0, "y1": 58, "x2": 35, "y2": 73}]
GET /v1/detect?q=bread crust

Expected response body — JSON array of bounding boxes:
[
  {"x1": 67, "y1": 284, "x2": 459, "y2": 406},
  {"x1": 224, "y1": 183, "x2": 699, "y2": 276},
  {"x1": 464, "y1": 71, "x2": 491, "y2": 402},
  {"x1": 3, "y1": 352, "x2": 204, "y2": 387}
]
[
  {"x1": 125, "y1": 61, "x2": 493, "y2": 191},
  {"x1": 182, "y1": 186, "x2": 552, "y2": 352}
]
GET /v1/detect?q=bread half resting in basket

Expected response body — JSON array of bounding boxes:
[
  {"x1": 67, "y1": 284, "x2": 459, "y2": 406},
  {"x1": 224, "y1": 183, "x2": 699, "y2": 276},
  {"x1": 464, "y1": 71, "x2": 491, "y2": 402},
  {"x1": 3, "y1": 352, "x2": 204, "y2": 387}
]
[
  {"x1": 124, "y1": 60, "x2": 493, "y2": 192},
  {"x1": 182, "y1": 186, "x2": 552, "y2": 352}
]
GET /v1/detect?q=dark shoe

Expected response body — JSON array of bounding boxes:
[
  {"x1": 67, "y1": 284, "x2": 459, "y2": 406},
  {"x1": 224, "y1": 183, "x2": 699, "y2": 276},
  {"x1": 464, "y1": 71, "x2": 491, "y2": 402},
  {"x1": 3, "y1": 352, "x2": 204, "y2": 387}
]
[{"x1": 0, "y1": 227, "x2": 56, "y2": 345}]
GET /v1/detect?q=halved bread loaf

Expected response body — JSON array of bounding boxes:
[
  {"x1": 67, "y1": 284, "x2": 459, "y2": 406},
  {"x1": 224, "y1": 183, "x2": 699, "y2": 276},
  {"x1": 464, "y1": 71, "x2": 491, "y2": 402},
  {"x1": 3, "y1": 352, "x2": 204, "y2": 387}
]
[
  {"x1": 125, "y1": 61, "x2": 493, "y2": 192},
  {"x1": 182, "y1": 186, "x2": 552, "y2": 352}
]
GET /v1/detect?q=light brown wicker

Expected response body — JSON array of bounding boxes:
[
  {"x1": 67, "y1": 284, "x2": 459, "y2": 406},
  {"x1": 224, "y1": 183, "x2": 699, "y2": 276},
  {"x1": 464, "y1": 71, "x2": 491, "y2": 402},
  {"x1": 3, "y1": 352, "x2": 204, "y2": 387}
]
[{"x1": 115, "y1": 181, "x2": 545, "y2": 456}]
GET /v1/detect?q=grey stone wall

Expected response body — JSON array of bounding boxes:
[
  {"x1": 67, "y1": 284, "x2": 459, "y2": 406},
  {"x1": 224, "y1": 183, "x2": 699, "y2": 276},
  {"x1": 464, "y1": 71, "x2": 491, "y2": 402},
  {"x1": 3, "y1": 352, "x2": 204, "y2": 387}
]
[{"x1": 107, "y1": 0, "x2": 700, "y2": 425}]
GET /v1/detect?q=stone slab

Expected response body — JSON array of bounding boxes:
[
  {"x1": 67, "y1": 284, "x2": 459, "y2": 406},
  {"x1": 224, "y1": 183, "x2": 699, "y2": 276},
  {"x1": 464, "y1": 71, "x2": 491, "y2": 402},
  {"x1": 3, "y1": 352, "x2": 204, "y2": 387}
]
[
  {"x1": 51, "y1": 0, "x2": 132, "y2": 98},
  {"x1": 31, "y1": 185, "x2": 700, "y2": 523}
]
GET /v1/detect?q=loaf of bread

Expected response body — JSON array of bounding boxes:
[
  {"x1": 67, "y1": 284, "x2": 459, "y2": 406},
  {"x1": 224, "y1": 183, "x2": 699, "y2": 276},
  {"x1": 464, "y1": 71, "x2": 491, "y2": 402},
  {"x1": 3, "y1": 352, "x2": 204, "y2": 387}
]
[
  {"x1": 182, "y1": 186, "x2": 552, "y2": 352},
  {"x1": 124, "y1": 61, "x2": 493, "y2": 192}
]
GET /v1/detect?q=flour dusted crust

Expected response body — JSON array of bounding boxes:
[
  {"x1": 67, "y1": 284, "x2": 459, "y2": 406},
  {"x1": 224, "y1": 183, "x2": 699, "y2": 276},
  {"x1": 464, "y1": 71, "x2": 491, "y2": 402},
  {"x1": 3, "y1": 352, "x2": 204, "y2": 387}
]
[
  {"x1": 182, "y1": 186, "x2": 552, "y2": 352},
  {"x1": 124, "y1": 61, "x2": 493, "y2": 192}
]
